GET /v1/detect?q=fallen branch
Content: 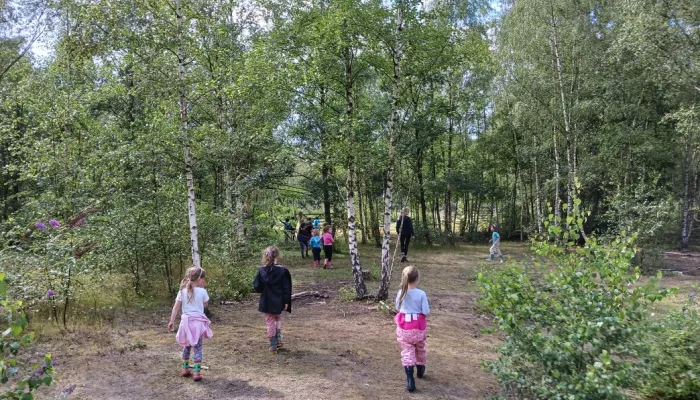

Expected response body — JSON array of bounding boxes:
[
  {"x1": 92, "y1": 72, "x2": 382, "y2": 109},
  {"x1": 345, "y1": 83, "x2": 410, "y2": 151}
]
[
  {"x1": 291, "y1": 291, "x2": 328, "y2": 299},
  {"x1": 665, "y1": 252, "x2": 700, "y2": 258}
]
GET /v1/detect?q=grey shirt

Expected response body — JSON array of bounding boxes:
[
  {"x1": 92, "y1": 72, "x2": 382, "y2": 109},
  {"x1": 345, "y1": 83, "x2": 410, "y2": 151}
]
[{"x1": 395, "y1": 288, "x2": 430, "y2": 315}]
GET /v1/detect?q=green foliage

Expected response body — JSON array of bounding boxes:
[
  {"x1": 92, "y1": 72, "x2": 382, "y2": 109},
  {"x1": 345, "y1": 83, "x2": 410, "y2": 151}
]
[
  {"x1": 477, "y1": 196, "x2": 671, "y2": 399},
  {"x1": 603, "y1": 176, "x2": 678, "y2": 247},
  {"x1": 336, "y1": 285, "x2": 357, "y2": 303},
  {"x1": 0, "y1": 273, "x2": 55, "y2": 399},
  {"x1": 206, "y1": 265, "x2": 257, "y2": 302},
  {"x1": 639, "y1": 302, "x2": 700, "y2": 399}
]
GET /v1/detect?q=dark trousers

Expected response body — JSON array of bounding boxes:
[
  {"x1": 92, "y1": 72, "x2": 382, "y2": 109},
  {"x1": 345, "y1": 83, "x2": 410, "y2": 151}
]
[
  {"x1": 312, "y1": 247, "x2": 322, "y2": 261},
  {"x1": 298, "y1": 237, "x2": 309, "y2": 257},
  {"x1": 323, "y1": 245, "x2": 333, "y2": 261},
  {"x1": 400, "y1": 235, "x2": 411, "y2": 256}
]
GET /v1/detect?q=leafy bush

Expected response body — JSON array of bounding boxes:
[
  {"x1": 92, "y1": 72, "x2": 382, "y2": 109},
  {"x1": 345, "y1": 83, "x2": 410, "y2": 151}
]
[
  {"x1": 0, "y1": 273, "x2": 55, "y2": 399},
  {"x1": 477, "y1": 194, "x2": 671, "y2": 399},
  {"x1": 206, "y1": 266, "x2": 257, "y2": 301},
  {"x1": 639, "y1": 307, "x2": 700, "y2": 399},
  {"x1": 336, "y1": 285, "x2": 357, "y2": 302}
]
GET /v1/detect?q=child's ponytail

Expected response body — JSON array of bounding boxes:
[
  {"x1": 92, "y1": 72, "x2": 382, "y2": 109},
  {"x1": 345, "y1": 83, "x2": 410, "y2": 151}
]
[
  {"x1": 180, "y1": 266, "x2": 206, "y2": 303},
  {"x1": 398, "y1": 266, "x2": 419, "y2": 309},
  {"x1": 261, "y1": 246, "x2": 280, "y2": 267}
]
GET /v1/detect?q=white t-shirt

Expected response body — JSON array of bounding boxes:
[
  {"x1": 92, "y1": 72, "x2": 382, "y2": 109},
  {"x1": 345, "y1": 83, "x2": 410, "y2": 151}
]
[{"x1": 176, "y1": 287, "x2": 209, "y2": 315}]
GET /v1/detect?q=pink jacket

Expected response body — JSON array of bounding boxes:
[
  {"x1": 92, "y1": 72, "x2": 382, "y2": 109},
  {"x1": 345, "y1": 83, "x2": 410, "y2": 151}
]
[
  {"x1": 175, "y1": 313, "x2": 213, "y2": 347},
  {"x1": 322, "y1": 232, "x2": 335, "y2": 246}
]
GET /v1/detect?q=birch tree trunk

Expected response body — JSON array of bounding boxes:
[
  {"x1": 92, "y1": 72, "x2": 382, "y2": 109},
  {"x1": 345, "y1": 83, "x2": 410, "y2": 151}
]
[
  {"x1": 343, "y1": 46, "x2": 366, "y2": 297},
  {"x1": 378, "y1": 3, "x2": 403, "y2": 301},
  {"x1": 681, "y1": 143, "x2": 697, "y2": 250},
  {"x1": 176, "y1": 0, "x2": 200, "y2": 268},
  {"x1": 416, "y1": 148, "x2": 432, "y2": 245},
  {"x1": 367, "y1": 184, "x2": 381, "y2": 247},
  {"x1": 444, "y1": 78, "x2": 454, "y2": 240},
  {"x1": 358, "y1": 177, "x2": 368, "y2": 244},
  {"x1": 550, "y1": 7, "x2": 574, "y2": 231},
  {"x1": 552, "y1": 124, "x2": 561, "y2": 227},
  {"x1": 533, "y1": 135, "x2": 543, "y2": 234}
]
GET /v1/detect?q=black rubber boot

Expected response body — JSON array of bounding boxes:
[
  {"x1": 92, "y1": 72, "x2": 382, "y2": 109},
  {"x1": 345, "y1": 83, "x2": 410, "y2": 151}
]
[
  {"x1": 404, "y1": 366, "x2": 416, "y2": 392},
  {"x1": 416, "y1": 365, "x2": 425, "y2": 378}
]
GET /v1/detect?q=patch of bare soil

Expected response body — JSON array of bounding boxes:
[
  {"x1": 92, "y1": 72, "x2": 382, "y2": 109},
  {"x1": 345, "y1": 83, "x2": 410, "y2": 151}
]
[
  {"x1": 34, "y1": 242, "x2": 696, "y2": 399},
  {"x1": 663, "y1": 252, "x2": 700, "y2": 277}
]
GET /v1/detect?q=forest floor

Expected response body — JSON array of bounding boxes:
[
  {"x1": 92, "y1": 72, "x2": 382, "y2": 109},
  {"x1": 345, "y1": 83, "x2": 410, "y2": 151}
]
[{"x1": 34, "y1": 242, "x2": 698, "y2": 400}]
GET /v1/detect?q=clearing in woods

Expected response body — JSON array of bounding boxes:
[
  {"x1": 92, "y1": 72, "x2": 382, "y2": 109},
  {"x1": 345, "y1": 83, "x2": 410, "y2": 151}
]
[{"x1": 34, "y1": 243, "x2": 696, "y2": 399}]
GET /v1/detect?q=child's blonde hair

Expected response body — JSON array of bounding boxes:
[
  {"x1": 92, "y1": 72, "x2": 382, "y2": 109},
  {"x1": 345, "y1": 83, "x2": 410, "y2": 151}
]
[
  {"x1": 398, "y1": 266, "x2": 420, "y2": 309},
  {"x1": 261, "y1": 246, "x2": 280, "y2": 267},
  {"x1": 312, "y1": 228, "x2": 319, "y2": 236},
  {"x1": 323, "y1": 224, "x2": 332, "y2": 233},
  {"x1": 180, "y1": 266, "x2": 206, "y2": 303}
]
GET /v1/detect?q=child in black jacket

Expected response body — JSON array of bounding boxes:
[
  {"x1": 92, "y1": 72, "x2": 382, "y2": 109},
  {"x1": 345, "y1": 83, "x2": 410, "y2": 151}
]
[{"x1": 253, "y1": 246, "x2": 292, "y2": 354}]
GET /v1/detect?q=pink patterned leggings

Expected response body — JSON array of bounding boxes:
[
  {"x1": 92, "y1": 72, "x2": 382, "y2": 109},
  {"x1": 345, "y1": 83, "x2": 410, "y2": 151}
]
[
  {"x1": 264, "y1": 313, "x2": 282, "y2": 338},
  {"x1": 396, "y1": 327, "x2": 427, "y2": 367}
]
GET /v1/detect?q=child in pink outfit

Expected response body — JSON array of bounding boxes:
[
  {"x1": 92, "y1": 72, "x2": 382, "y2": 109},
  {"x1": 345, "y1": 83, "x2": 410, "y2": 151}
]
[
  {"x1": 321, "y1": 224, "x2": 335, "y2": 268},
  {"x1": 394, "y1": 265, "x2": 430, "y2": 393},
  {"x1": 168, "y1": 267, "x2": 213, "y2": 381}
]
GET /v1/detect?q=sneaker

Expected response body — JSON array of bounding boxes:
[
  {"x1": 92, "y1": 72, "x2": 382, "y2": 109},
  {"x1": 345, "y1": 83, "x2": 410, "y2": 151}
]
[{"x1": 500, "y1": 259, "x2": 504, "y2": 263}]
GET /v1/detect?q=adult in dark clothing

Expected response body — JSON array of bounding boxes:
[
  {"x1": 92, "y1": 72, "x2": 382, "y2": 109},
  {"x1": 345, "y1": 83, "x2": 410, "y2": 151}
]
[
  {"x1": 396, "y1": 208, "x2": 415, "y2": 263},
  {"x1": 297, "y1": 222, "x2": 310, "y2": 258},
  {"x1": 253, "y1": 246, "x2": 292, "y2": 353}
]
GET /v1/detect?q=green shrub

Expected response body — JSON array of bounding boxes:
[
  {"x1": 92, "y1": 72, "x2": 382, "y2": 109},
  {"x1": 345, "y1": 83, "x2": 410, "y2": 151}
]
[
  {"x1": 336, "y1": 285, "x2": 357, "y2": 302},
  {"x1": 639, "y1": 308, "x2": 700, "y2": 399},
  {"x1": 206, "y1": 266, "x2": 257, "y2": 301},
  {"x1": 477, "y1": 193, "x2": 671, "y2": 399},
  {"x1": 0, "y1": 273, "x2": 55, "y2": 399}
]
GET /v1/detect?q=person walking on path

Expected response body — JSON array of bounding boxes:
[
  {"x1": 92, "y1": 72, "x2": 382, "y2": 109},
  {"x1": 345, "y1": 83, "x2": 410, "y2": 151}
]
[
  {"x1": 309, "y1": 229, "x2": 323, "y2": 268},
  {"x1": 168, "y1": 267, "x2": 213, "y2": 382},
  {"x1": 253, "y1": 246, "x2": 292, "y2": 354},
  {"x1": 396, "y1": 208, "x2": 415, "y2": 263},
  {"x1": 297, "y1": 222, "x2": 310, "y2": 258},
  {"x1": 487, "y1": 223, "x2": 504, "y2": 263},
  {"x1": 322, "y1": 224, "x2": 335, "y2": 269},
  {"x1": 394, "y1": 266, "x2": 430, "y2": 393}
]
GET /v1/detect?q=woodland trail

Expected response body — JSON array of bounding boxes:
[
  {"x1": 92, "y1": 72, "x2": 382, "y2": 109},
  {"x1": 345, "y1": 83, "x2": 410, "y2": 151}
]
[
  {"x1": 36, "y1": 243, "x2": 696, "y2": 399},
  {"x1": 36, "y1": 244, "x2": 508, "y2": 399}
]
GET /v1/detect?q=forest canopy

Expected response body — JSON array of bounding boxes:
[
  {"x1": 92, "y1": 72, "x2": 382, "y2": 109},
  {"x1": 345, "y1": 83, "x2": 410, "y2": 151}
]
[{"x1": 0, "y1": 0, "x2": 698, "y2": 300}]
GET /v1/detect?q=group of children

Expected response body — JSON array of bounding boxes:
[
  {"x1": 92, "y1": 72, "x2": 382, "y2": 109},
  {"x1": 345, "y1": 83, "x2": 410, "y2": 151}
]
[
  {"x1": 296, "y1": 219, "x2": 336, "y2": 269},
  {"x1": 168, "y1": 222, "x2": 505, "y2": 392},
  {"x1": 167, "y1": 251, "x2": 431, "y2": 393}
]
